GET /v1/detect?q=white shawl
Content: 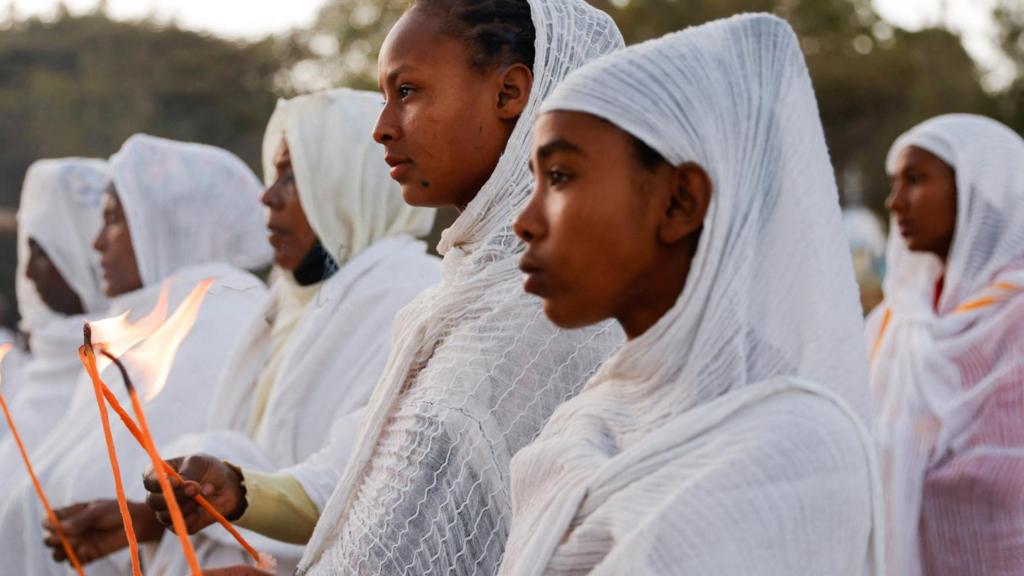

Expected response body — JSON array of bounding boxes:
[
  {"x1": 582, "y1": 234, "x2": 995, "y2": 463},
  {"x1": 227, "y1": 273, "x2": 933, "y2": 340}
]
[
  {"x1": 501, "y1": 14, "x2": 880, "y2": 576},
  {"x1": 0, "y1": 159, "x2": 108, "y2": 454},
  {"x1": 147, "y1": 89, "x2": 440, "y2": 575},
  {"x1": 299, "y1": 2, "x2": 625, "y2": 574},
  {"x1": 869, "y1": 114, "x2": 1024, "y2": 576},
  {"x1": 15, "y1": 158, "x2": 109, "y2": 333},
  {"x1": 0, "y1": 136, "x2": 271, "y2": 576}
]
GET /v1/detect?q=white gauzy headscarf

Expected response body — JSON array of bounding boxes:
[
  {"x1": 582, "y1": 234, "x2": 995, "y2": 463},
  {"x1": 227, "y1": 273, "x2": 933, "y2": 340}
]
[
  {"x1": 0, "y1": 159, "x2": 108, "y2": 483},
  {"x1": 501, "y1": 14, "x2": 880, "y2": 576},
  {"x1": 298, "y1": 2, "x2": 625, "y2": 574},
  {"x1": 111, "y1": 134, "x2": 272, "y2": 285},
  {"x1": 870, "y1": 114, "x2": 1024, "y2": 576},
  {"x1": 146, "y1": 89, "x2": 441, "y2": 575},
  {"x1": 262, "y1": 88, "x2": 435, "y2": 264},
  {"x1": 16, "y1": 158, "x2": 109, "y2": 332}
]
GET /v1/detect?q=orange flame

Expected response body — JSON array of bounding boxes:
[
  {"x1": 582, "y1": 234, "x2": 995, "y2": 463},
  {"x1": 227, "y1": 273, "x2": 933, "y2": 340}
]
[
  {"x1": 89, "y1": 284, "x2": 170, "y2": 373},
  {"x1": 126, "y1": 279, "x2": 213, "y2": 401},
  {"x1": 0, "y1": 343, "x2": 13, "y2": 387}
]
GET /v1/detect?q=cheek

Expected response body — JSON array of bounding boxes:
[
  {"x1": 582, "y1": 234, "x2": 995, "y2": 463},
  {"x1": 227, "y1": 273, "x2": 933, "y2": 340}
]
[{"x1": 545, "y1": 195, "x2": 642, "y2": 320}]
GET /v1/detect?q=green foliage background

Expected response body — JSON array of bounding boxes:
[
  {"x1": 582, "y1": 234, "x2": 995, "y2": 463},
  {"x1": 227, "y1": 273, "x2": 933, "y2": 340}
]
[{"x1": 0, "y1": 0, "x2": 1021, "y2": 328}]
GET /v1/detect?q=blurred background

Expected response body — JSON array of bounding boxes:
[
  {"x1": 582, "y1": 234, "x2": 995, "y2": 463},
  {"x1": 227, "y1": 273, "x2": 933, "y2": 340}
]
[{"x1": 1, "y1": 0, "x2": 1021, "y2": 324}]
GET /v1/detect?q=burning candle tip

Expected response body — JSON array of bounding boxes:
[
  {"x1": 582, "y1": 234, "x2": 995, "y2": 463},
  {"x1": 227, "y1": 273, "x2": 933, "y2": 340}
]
[{"x1": 83, "y1": 323, "x2": 93, "y2": 347}]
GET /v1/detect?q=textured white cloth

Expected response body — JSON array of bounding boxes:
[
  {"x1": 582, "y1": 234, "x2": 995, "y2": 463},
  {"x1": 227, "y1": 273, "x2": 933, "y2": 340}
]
[
  {"x1": 15, "y1": 158, "x2": 109, "y2": 333},
  {"x1": 869, "y1": 114, "x2": 1024, "y2": 576},
  {"x1": 147, "y1": 89, "x2": 440, "y2": 575},
  {"x1": 0, "y1": 136, "x2": 271, "y2": 576},
  {"x1": 1, "y1": 159, "x2": 108, "y2": 451},
  {"x1": 298, "y1": 2, "x2": 625, "y2": 574},
  {"x1": 111, "y1": 134, "x2": 272, "y2": 286},
  {"x1": 501, "y1": 14, "x2": 880, "y2": 576}
]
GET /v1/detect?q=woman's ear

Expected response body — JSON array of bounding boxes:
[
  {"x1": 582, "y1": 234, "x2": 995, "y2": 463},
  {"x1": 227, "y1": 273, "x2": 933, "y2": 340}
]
[
  {"x1": 658, "y1": 162, "x2": 712, "y2": 245},
  {"x1": 496, "y1": 63, "x2": 533, "y2": 119}
]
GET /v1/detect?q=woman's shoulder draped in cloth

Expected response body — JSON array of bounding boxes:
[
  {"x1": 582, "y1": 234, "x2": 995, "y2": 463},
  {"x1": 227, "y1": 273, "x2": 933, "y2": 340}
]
[
  {"x1": 147, "y1": 88, "x2": 441, "y2": 575},
  {"x1": 297, "y1": 3, "x2": 625, "y2": 574},
  {"x1": 500, "y1": 14, "x2": 879, "y2": 576},
  {"x1": 870, "y1": 114, "x2": 1024, "y2": 576},
  {"x1": 0, "y1": 134, "x2": 271, "y2": 576}
]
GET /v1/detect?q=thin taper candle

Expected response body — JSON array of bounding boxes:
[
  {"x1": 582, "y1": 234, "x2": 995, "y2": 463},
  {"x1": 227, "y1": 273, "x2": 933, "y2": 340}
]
[
  {"x1": 79, "y1": 343, "x2": 142, "y2": 576},
  {"x1": 102, "y1": 349, "x2": 203, "y2": 576}
]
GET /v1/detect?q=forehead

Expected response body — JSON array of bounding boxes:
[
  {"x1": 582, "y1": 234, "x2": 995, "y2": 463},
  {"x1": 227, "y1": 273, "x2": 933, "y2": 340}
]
[
  {"x1": 533, "y1": 110, "x2": 636, "y2": 156},
  {"x1": 378, "y1": 7, "x2": 470, "y2": 81},
  {"x1": 894, "y1": 145, "x2": 950, "y2": 172}
]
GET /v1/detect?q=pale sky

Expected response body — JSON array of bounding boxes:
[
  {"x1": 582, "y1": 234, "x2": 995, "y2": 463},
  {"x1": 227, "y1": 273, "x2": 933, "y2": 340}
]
[{"x1": 10, "y1": 0, "x2": 1011, "y2": 87}]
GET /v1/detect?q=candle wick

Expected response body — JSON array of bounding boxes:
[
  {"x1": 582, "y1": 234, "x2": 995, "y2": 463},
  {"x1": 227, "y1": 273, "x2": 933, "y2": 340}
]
[
  {"x1": 100, "y1": 349, "x2": 136, "y2": 393},
  {"x1": 83, "y1": 323, "x2": 93, "y2": 348}
]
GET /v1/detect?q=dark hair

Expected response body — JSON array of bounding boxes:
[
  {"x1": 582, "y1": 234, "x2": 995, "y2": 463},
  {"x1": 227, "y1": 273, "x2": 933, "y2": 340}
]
[
  {"x1": 414, "y1": 0, "x2": 536, "y2": 73},
  {"x1": 632, "y1": 135, "x2": 668, "y2": 171}
]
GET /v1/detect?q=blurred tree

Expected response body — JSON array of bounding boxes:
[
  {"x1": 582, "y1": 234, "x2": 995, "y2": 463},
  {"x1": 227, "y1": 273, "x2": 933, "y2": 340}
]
[
  {"x1": 993, "y1": 0, "x2": 1024, "y2": 134},
  {"x1": 0, "y1": 11, "x2": 298, "y2": 327}
]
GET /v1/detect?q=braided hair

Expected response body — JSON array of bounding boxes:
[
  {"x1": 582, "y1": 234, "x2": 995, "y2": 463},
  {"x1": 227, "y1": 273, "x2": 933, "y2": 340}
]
[{"x1": 414, "y1": 0, "x2": 536, "y2": 73}]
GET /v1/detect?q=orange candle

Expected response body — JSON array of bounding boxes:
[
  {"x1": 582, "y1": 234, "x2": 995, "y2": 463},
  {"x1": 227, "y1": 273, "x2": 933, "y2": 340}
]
[
  {"x1": 79, "y1": 344, "x2": 143, "y2": 576},
  {"x1": 85, "y1": 353, "x2": 261, "y2": 562},
  {"x1": 0, "y1": 347, "x2": 85, "y2": 576},
  {"x1": 101, "y1": 349, "x2": 203, "y2": 576}
]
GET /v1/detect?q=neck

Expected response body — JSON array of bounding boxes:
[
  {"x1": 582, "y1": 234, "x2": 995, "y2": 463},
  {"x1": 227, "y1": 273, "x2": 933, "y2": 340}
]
[
  {"x1": 292, "y1": 241, "x2": 338, "y2": 286},
  {"x1": 615, "y1": 244, "x2": 694, "y2": 340}
]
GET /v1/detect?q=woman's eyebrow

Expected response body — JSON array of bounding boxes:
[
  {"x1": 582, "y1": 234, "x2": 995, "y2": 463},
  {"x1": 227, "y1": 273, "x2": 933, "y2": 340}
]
[{"x1": 535, "y1": 139, "x2": 586, "y2": 161}]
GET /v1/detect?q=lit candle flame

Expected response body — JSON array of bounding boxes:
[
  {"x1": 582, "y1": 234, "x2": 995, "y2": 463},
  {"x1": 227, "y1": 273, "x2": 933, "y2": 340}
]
[
  {"x1": 87, "y1": 279, "x2": 213, "y2": 401},
  {"x1": 130, "y1": 279, "x2": 213, "y2": 401},
  {"x1": 88, "y1": 283, "x2": 170, "y2": 372}
]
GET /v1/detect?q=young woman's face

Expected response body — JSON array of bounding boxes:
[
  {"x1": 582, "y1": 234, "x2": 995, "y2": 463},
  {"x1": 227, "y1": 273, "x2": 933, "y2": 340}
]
[
  {"x1": 92, "y1": 191, "x2": 143, "y2": 297},
  {"x1": 261, "y1": 137, "x2": 317, "y2": 271},
  {"x1": 374, "y1": 5, "x2": 532, "y2": 209},
  {"x1": 515, "y1": 111, "x2": 709, "y2": 339},
  {"x1": 887, "y1": 145, "x2": 957, "y2": 261},
  {"x1": 25, "y1": 238, "x2": 84, "y2": 316}
]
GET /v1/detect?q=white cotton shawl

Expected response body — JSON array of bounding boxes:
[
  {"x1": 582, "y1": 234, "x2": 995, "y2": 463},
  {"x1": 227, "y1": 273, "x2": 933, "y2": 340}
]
[
  {"x1": 0, "y1": 159, "x2": 108, "y2": 480},
  {"x1": 145, "y1": 89, "x2": 441, "y2": 575},
  {"x1": 0, "y1": 137, "x2": 271, "y2": 576},
  {"x1": 111, "y1": 134, "x2": 272, "y2": 286},
  {"x1": 869, "y1": 114, "x2": 1024, "y2": 576},
  {"x1": 299, "y1": 2, "x2": 625, "y2": 574},
  {"x1": 15, "y1": 158, "x2": 109, "y2": 333},
  {"x1": 501, "y1": 14, "x2": 880, "y2": 576}
]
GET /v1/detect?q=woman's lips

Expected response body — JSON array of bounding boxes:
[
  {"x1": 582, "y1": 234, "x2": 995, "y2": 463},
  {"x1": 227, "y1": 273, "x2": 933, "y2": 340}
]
[
  {"x1": 384, "y1": 154, "x2": 412, "y2": 181},
  {"x1": 519, "y1": 257, "x2": 548, "y2": 296}
]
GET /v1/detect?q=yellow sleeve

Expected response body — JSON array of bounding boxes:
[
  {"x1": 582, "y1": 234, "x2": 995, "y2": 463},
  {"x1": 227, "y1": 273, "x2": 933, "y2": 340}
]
[{"x1": 234, "y1": 468, "x2": 320, "y2": 544}]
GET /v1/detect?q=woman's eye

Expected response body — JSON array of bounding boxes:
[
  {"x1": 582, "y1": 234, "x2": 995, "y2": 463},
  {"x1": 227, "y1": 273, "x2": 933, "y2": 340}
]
[
  {"x1": 398, "y1": 84, "x2": 414, "y2": 99},
  {"x1": 548, "y1": 169, "x2": 572, "y2": 186}
]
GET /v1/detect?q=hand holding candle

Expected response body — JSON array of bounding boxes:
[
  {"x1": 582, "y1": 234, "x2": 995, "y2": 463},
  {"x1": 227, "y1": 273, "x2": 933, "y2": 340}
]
[
  {"x1": 143, "y1": 454, "x2": 247, "y2": 534},
  {"x1": 43, "y1": 499, "x2": 165, "y2": 565}
]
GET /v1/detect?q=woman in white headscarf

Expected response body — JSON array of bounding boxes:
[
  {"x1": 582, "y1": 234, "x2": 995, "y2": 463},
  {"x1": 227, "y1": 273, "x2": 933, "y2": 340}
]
[
  {"x1": 869, "y1": 114, "x2": 1024, "y2": 576},
  {"x1": 0, "y1": 134, "x2": 271, "y2": 576},
  {"x1": 49, "y1": 88, "x2": 441, "y2": 575},
  {"x1": 143, "y1": 2, "x2": 624, "y2": 574},
  {"x1": 500, "y1": 14, "x2": 880, "y2": 576},
  {"x1": 0, "y1": 159, "x2": 109, "y2": 477}
]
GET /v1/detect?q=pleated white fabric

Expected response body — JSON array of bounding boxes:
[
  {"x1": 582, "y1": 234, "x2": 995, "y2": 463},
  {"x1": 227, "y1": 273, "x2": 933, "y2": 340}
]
[
  {"x1": 15, "y1": 158, "x2": 109, "y2": 333},
  {"x1": 0, "y1": 159, "x2": 108, "y2": 482},
  {"x1": 146, "y1": 89, "x2": 440, "y2": 575},
  {"x1": 869, "y1": 114, "x2": 1024, "y2": 576},
  {"x1": 501, "y1": 14, "x2": 880, "y2": 576},
  {"x1": 0, "y1": 137, "x2": 271, "y2": 576},
  {"x1": 298, "y1": 2, "x2": 625, "y2": 574}
]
